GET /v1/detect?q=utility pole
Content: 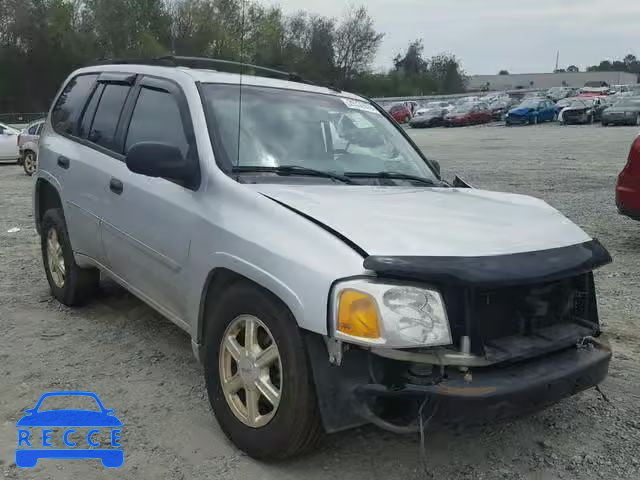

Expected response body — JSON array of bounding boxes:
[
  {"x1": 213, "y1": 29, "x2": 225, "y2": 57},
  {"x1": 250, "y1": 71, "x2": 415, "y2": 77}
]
[{"x1": 555, "y1": 50, "x2": 560, "y2": 72}]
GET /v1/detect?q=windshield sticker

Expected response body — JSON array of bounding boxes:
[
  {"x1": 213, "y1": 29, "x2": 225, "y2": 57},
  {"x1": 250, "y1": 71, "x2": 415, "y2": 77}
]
[{"x1": 341, "y1": 98, "x2": 378, "y2": 113}]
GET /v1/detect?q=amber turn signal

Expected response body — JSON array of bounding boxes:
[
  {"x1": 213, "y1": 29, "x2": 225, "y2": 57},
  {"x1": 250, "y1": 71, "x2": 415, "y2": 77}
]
[{"x1": 336, "y1": 289, "x2": 381, "y2": 339}]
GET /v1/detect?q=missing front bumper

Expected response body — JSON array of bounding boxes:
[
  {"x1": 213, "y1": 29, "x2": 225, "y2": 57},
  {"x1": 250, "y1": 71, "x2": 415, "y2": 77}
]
[{"x1": 351, "y1": 337, "x2": 610, "y2": 431}]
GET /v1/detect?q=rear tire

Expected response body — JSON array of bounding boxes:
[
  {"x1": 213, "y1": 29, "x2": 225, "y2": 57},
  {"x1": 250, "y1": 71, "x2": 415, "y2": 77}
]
[
  {"x1": 41, "y1": 208, "x2": 100, "y2": 306},
  {"x1": 22, "y1": 150, "x2": 37, "y2": 176},
  {"x1": 205, "y1": 282, "x2": 322, "y2": 460}
]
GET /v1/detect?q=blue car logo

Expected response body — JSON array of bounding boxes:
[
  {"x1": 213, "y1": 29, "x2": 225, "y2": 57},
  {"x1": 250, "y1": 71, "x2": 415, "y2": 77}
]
[{"x1": 15, "y1": 391, "x2": 123, "y2": 468}]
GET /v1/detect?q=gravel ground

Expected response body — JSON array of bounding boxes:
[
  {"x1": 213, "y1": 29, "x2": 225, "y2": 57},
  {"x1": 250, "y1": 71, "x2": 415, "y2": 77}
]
[{"x1": 1, "y1": 122, "x2": 639, "y2": 480}]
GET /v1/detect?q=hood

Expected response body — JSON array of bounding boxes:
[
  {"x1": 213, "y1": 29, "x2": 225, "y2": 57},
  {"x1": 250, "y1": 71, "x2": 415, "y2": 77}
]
[
  {"x1": 562, "y1": 105, "x2": 591, "y2": 113},
  {"x1": 509, "y1": 107, "x2": 532, "y2": 116},
  {"x1": 414, "y1": 111, "x2": 441, "y2": 119},
  {"x1": 605, "y1": 106, "x2": 640, "y2": 113},
  {"x1": 251, "y1": 184, "x2": 591, "y2": 257}
]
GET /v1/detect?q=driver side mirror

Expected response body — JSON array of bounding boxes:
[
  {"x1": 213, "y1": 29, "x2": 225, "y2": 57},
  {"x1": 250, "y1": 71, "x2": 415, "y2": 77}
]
[{"x1": 126, "y1": 142, "x2": 194, "y2": 183}]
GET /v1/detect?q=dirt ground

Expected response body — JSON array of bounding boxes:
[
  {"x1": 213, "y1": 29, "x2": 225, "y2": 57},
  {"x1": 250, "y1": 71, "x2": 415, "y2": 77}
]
[{"x1": 1, "y1": 122, "x2": 639, "y2": 480}]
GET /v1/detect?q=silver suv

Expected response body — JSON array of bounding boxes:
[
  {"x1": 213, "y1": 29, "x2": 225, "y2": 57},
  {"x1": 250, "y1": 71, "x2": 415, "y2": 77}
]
[{"x1": 35, "y1": 57, "x2": 612, "y2": 460}]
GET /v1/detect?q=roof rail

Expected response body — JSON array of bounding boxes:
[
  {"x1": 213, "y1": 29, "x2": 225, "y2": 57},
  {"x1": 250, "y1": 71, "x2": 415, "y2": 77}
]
[{"x1": 91, "y1": 56, "x2": 340, "y2": 90}]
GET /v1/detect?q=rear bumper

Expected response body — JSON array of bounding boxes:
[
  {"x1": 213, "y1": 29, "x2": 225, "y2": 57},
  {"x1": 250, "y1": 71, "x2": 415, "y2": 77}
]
[
  {"x1": 616, "y1": 178, "x2": 640, "y2": 220},
  {"x1": 352, "y1": 337, "x2": 611, "y2": 429}
]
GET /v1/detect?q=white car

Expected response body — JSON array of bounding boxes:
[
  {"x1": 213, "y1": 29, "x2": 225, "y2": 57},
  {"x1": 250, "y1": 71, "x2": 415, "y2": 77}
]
[
  {"x1": 0, "y1": 122, "x2": 20, "y2": 163},
  {"x1": 18, "y1": 119, "x2": 45, "y2": 175}
]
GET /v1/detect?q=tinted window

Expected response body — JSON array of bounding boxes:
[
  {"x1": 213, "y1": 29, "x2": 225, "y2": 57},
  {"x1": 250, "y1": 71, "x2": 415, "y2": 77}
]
[
  {"x1": 52, "y1": 74, "x2": 98, "y2": 135},
  {"x1": 89, "y1": 84, "x2": 131, "y2": 152},
  {"x1": 79, "y1": 84, "x2": 104, "y2": 138},
  {"x1": 125, "y1": 88, "x2": 189, "y2": 157}
]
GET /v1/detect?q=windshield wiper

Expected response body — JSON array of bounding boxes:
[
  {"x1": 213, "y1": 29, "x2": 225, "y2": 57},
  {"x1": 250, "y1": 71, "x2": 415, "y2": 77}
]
[
  {"x1": 233, "y1": 165, "x2": 357, "y2": 184},
  {"x1": 345, "y1": 171, "x2": 443, "y2": 186}
]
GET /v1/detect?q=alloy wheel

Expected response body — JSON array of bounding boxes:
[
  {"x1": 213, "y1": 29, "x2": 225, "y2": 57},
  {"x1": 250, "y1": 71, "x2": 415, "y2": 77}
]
[
  {"x1": 219, "y1": 314, "x2": 283, "y2": 428},
  {"x1": 46, "y1": 227, "x2": 65, "y2": 288},
  {"x1": 24, "y1": 152, "x2": 36, "y2": 175}
]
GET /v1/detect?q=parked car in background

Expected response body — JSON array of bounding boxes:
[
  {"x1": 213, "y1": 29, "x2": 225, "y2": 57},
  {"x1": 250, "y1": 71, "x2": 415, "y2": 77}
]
[
  {"x1": 601, "y1": 98, "x2": 640, "y2": 126},
  {"x1": 18, "y1": 118, "x2": 45, "y2": 175},
  {"x1": 388, "y1": 104, "x2": 412, "y2": 123},
  {"x1": 489, "y1": 97, "x2": 516, "y2": 120},
  {"x1": 616, "y1": 135, "x2": 640, "y2": 221},
  {"x1": 505, "y1": 98, "x2": 556, "y2": 125},
  {"x1": 546, "y1": 87, "x2": 574, "y2": 101},
  {"x1": 559, "y1": 97, "x2": 606, "y2": 124},
  {"x1": 418, "y1": 101, "x2": 453, "y2": 114},
  {"x1": 409, "y1": 107, "x2": 449, "y2": 128},
  {"x1": 0, "y1": 122, "x2": 20, "y2": 163},
  {"x1": 403, "y1": 101, "x2": 419, "y2": 115},
  {"x1": 444, "y1": 103, "x2": 492, "y2": 126},
  {"x1": 581, "y1": 81, "x2": 609, "y2": 94},
  {"x1": 610, "y1": 85, "x2": 631, "y2": 95}
]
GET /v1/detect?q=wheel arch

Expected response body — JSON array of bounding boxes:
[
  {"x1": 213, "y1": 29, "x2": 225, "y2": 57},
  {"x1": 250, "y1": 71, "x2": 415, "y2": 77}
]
[
  {"x1": 194, "y1": 264, "x2": 305, "y2": 363},
  {"x1": 34, "y1": 178, "x2": 63, "y2": 235}
]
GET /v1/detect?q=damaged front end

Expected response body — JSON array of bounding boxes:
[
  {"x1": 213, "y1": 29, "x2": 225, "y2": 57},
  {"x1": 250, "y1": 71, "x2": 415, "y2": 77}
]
[{"x1": 307, "y1": 240, "x2": 613, "y2": 433}]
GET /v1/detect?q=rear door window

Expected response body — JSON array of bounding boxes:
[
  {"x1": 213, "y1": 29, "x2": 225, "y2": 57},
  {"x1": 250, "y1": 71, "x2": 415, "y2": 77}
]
[
  {"x1": 88, "y1": 84, "x2": 131, "y2": 152},
  {"x1": 52, "y1": 74, "x2": 98, "y2": 135}
]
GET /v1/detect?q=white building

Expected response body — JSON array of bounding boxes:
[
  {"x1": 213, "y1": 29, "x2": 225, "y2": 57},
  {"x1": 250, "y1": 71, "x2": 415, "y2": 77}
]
[{"x1": 468, "y1": 71, "x2": 638, "y2": 91}]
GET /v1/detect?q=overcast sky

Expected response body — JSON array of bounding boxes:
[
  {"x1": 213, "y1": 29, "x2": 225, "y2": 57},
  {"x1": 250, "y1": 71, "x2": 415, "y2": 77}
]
[{"x1": 261, "y1": 0, "x2": 640, "y2": 75}]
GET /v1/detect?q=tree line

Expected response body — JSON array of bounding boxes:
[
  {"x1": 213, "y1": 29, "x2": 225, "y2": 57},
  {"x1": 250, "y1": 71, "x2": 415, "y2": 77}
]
[{"x1": 0, "y1": 0, "x2": 468, "y2": 113}]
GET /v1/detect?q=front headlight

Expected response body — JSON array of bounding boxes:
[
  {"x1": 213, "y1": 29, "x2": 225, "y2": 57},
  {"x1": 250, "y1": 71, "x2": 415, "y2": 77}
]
[{"x1": 331, "y1": 279, "x2": 452, "y2": 348}]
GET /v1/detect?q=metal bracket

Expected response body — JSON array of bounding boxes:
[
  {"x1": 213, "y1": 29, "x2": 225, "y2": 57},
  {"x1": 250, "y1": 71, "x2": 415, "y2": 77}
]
[{"x1": 324, "y1": 337, "x2": 344, "y2": 366}]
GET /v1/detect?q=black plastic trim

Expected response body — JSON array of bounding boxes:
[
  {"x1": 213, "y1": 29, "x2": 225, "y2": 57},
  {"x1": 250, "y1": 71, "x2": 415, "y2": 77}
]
[{"x1": 363, "y1": 239, "x2": 612, "y2": 287}]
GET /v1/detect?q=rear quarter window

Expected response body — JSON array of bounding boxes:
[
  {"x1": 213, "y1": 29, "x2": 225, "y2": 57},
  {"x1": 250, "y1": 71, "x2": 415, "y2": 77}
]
[{"x1": 51, "y1": 74, "x2": 99, "y2": 135}]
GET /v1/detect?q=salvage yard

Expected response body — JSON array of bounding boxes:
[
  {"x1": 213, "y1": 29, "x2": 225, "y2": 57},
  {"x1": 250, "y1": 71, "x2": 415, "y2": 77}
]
[{"x1": 1, "y1": 123, "x2": 639, "y2": 480}]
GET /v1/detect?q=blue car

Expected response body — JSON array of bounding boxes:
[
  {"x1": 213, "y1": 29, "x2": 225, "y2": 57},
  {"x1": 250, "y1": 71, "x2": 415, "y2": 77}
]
[
  {"x1": 15, "y1": 391, "x2": 123, "y2": 468},
  {"x1": 505, "y1": 98, "x2": 557, "y2": 125}
]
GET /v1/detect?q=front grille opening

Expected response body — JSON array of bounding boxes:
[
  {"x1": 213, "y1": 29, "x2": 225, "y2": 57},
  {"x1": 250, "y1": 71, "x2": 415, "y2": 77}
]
[{"x1": 470, "y1": 273, "x2": 598, "y2": 358}]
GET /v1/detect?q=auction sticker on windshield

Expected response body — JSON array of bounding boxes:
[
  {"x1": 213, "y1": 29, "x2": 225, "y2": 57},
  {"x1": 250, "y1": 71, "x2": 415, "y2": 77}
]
[
  {"x1": 341, "y1": 97, "x2": 378, "y2": 113},
  {"x1": 15, "y1": 391, "x2": 123, "y2": 468}
]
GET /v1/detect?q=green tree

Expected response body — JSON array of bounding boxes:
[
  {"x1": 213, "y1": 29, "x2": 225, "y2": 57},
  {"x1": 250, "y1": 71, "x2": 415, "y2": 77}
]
[
  {"x1": 393, "y1": 40, "x2": 428, "y2": 76},
  {"x1": 334, "y1": 6, "x2": 383, "y2": 84}
]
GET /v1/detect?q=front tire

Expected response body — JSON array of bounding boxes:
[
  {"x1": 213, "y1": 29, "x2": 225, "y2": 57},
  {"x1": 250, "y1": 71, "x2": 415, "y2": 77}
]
[
  {"x1": 205, "y1": 282, "x2": 322, "y2": 460},
  {"x1": 41, "y1": 208, "x2": 100, "y2": 306},
  {"x1": 23, "y1": 150, "x2": 37, "y2": 176}
]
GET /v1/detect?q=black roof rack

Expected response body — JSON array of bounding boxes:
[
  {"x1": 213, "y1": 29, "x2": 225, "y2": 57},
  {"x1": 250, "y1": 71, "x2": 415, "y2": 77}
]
[{"x1": 91, "y1": 55, "x2": 341, "y2": 91}]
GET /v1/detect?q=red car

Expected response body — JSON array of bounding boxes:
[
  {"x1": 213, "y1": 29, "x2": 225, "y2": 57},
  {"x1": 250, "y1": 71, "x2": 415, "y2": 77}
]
[
  {"x1": 388, "y1": 104, "x2": 412, "y2": 123},
  {"x1": 444, "y1": 103, "x2": 493, "y2": 126},
  {"x1": 616, "y1": 135, "x2": 640, "y2": 221}
]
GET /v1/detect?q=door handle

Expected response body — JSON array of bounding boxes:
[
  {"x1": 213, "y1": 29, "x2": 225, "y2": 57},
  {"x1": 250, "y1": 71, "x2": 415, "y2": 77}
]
[
  {"x1": 109, "y1": 178, "x2": 123, "y2": 195},
  {"x1": 57, "y1": 156, "x2": 70, "y2": 169}
]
